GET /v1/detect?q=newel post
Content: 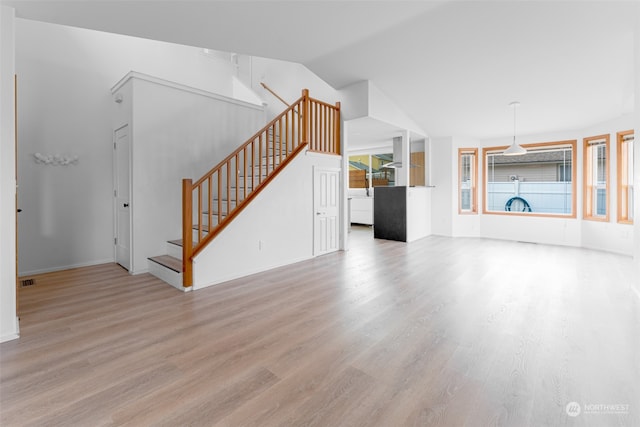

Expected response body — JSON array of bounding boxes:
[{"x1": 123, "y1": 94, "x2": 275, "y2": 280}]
[
  {"x1": 335, "y1": 101, "x2": 341, "y2": 155},
  {"x1": 302, "y1": 89, "x2": 310, "y2": 147},
  {"x1": 182, "y1": 178, "x2": 193, "y2": 288}
]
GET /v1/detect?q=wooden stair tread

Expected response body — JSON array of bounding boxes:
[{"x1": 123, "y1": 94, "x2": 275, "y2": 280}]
[
  {"x1": 148, "y1": 255, "x2": 182, "y2": 273},
  {"x1": 193, "y1": 224, "x2": 218, "y2": 233},
  {"x1": 168, "y1": 239, "x2": 197, "y2": 247}
]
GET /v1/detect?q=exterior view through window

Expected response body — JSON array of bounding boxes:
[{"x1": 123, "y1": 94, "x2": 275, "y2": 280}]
[
  {"x1": 617, "y1": 130, "x2": 634, "y2": 223},
  {"x1": 484, "y1": 141, "x2": 576, "y2": 217},
  {"x1": 458, "y1": 149, "x2": 477, "y2": 214},
  {"x1": 583, "y1": 135, "x2": 609, "y2": 221},
  {"x1": 348, "y1": 154, "x2": 395, "y2": 189}
]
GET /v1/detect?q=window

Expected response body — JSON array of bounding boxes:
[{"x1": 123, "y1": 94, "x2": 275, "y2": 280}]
[
  {"x1": 458, "y1": 148, "x2": 477, "y2": 214},
  {"x1": 583, "y1": 134, "x2": 609, "y2": 221},
  {"x1": 483, "y1": 141, "x2": 576, "y2": 217},
  {"x1": 410, "y1": 151, "x2": 426, "y2": 186},
  {"x1": 617, "y1": 130, "x2": 634, "y2": 223},
  {"x1": 348, "y1": 153, "x2": 395, "y2": 189},
  {"x1": 348, "y1": 155, "x2": 369, "y2": 188},
  {"x1": 371, "y1": 154, "x2": 395, "y2": 186},
  {"x1": 557, "y1": 163, "x2": 572, "y2": 182}
]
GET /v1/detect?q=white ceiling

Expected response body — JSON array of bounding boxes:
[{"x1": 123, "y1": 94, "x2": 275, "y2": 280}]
[{"x1": 3, "y1": 0, "x2": 638, "y2": 142}]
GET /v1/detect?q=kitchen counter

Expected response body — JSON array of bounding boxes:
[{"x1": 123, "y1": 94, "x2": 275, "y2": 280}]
[
  {"x1": 373, "y1": 186, "x2": 431, "y2": 242},
  {"x1": 349, "y1": 195, "x2": 373, "y2": 225}
]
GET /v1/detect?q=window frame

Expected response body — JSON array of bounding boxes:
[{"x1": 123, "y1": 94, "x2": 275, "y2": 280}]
[
  {"x1": 583, "y1": 134, "x2": 610, "y2": 222},
  {"x1": 482, "y1": 140, "x2": 577, "y2": 218},
  {"x1": 348, "y1": 154, "x2": 371, "y2": 189},
  {"x1": 458, "y1": 148, "x2": 478, "y2": 214},
  {"x1": 616, "y1": 130, "x2": 634, "y2": 224}
]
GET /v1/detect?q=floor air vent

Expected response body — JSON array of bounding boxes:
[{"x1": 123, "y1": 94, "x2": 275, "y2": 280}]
[{"x1": 20, "y1": 279, "x2": 36, "y2": 287}]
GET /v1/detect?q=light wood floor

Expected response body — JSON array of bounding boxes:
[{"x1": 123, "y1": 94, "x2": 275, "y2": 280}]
[{"x1": 2, "y1": 226, "x2": 639, "y2": 426}]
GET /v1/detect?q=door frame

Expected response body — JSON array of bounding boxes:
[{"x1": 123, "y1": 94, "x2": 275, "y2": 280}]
[
  {"x1": 313, "y1": 166, "x2": 341, "y2": 256},
  {"x1": 113, "y1": 123, "x2": 132, "y2": 271},
  {"x1": 14, "y1": 75, "x2": 19, "y2": 314}
]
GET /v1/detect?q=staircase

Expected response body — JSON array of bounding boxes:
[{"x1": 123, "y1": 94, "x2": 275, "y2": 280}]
[
  {"x1": 148, "y1": 241, "x2": 186, "y2": 290},
  {"x1": 147, "y1": 143, "x2": 280, "y2": 291},
  {"x1": 148, "y1": 89, "x2": 340, "y2": 290}
]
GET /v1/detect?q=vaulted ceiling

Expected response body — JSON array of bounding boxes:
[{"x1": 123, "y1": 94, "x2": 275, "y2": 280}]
[{"x1": 3, "y1": 0, "x2": 638, "y2": 140}]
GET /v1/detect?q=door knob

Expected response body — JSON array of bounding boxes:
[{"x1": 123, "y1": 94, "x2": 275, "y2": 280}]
[
  {"x1": 17, "y1": 209, "x2": 22, "y2": 213},
  {"x1": 124, "y1": 203, "x2": 129, "y2": 208}
]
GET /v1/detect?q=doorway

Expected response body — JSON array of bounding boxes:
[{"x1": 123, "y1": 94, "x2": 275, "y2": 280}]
[
  {"x1": 313, "y1": 167, "x2": 340, "y2": 256},
  {"x1": 114, "y1": 124, "x2": 131, "y2": 270}
]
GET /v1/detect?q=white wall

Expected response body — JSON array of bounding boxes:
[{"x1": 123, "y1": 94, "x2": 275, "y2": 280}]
[
  {"x1": 16, "y1": 19, "x2": 238, "y2": 275},
  {"x1": 339, "y1": 81, "x2": 369, "y2": 121},
  {"x1": 243, "y1": 55, "x2": 341, "y2": 121},
  {"x1": 193, "y1": 151, "x2": 342, "y2": 289},
  {"x1": 406, "y1": 187, "x2": 431, "y2": 242},
  {"x1": 112, "y1": 74, "x2": 265, "y2": 274},
  {"x1": 0, "y1": 6, "x2": 18, "y2": 342},
  {"x1": 431, "y1": 137, "x2": 453, "y2": 236},
  {"x1": 367, "y1": 82, "x2": 425, "y2": 136}
]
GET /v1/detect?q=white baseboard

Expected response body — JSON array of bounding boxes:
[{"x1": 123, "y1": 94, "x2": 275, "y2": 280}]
[
  {"x1": 0, "y1": 333, "x2": 19, "y2": 343},
  {"x1": 193, "y1": 254, "x2": 313, "y2": 291},
  {"x1": 18, "y1": 258, "x2": 115, "y2": 277},
  {"x1": 0, "y1": 317, "x2": 20, "y2": 343}
]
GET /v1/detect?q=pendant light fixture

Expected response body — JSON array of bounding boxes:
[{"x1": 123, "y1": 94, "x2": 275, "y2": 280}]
[{"x1": 503, "y1": 101, "x2": 526, "y2": 156}]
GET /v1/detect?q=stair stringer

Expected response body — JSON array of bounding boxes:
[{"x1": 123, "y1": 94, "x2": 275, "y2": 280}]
[{"x1": 191, "y1": 150, "x2": 342, "y2": 290}]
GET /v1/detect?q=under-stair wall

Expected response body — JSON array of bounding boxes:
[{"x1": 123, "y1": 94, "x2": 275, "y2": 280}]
[{"x1": 192, "y1": 150, "x2": 341, "y2": 289}]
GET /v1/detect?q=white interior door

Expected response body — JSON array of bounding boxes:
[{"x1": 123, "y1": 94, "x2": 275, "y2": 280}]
[
  {"x1": 314, "y1": 167, "x2": 340, "y2": 256},
  {"x1": 114, "y1": 125, "x2": 131, "y2": 270}
]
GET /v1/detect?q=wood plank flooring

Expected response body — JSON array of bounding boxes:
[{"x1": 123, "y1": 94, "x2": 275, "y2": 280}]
[{"x1": 1, "y1": 226, "x2": 639, "y2": 426}]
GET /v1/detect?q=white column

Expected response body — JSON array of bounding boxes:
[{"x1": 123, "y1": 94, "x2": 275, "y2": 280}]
[
  {"x1": 431, "y1": 137, "x2": 454, "y2": 236},
  {"x1": 395, "y1": 130, "x2": 411, "y2": 187},
  {"x1": 340, "y1": 120, "x2": 349, "y2": 251}
]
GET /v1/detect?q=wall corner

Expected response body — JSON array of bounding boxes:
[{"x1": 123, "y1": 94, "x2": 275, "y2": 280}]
[{"x1": 0, "y1": 5, "x2": 19, "y2": 341}]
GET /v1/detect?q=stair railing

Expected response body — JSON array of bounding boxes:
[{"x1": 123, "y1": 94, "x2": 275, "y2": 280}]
[
  {"x1": 182, "y1": 89, "x2": 340, "y2": 287},
  {"x1": 260, "y1": 82, "x2": 292, "y2": 108}
]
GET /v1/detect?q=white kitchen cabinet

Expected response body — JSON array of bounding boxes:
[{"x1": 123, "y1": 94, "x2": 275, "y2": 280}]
[{"x1": 350, "y1": 196, "x2": 373, "y2": 225}]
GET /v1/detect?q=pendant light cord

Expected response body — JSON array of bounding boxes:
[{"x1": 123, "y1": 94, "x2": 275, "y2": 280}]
[{"x1": 512, "y1": 102, "x2": 517, "y2": 145}]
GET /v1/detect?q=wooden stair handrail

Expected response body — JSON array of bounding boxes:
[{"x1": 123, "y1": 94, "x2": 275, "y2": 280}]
[
  {"x1": 260, "y1": 82, "x2": 291, "y2": 108},
  {"x1": 182, "y1": 89, "x2": 340, "y2": 288},
  {"x1": 194, "y1": 93, "x2": 304, "y2": 188}
]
